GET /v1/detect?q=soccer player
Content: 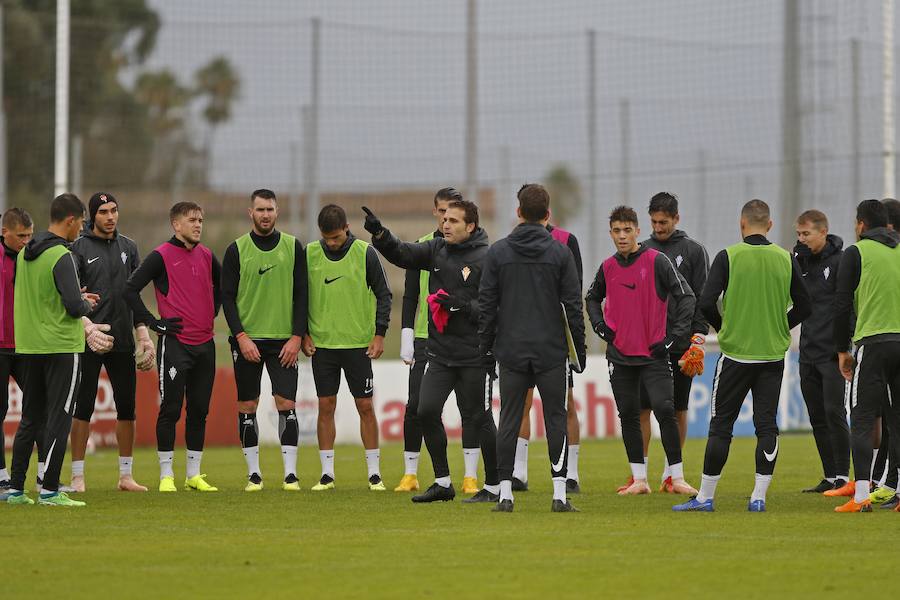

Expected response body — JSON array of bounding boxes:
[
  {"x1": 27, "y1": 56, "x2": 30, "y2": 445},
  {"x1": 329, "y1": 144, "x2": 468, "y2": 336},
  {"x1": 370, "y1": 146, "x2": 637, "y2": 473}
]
[
  {"x1": 69, "y1": 193, "x2": 155, "y2": 493},
  {"x1": 674, "y1": 199, "x2": 811, "y2": 512},
  {"x1": 6, "y1": 194, "x2": 106, "y2": 507},
  {"x1": 587, "y1": 206, "x2": 698, "y2": 497},
  {"x1": 511, "y1": 204, "x2": 585, "y2": 494},
  {"x1": 832, "y1": 199, "x2": 900, "y2": 512},
  {"x1": 0, "y1": 208, "x2": 33, "y2": 490},
  {"x1": 222, "y1": 189, "x2": 307, "y2": 492},
  {"x1": 395, "y1": 188, "x2": 489, "y2": 494},
  {"x1": 302, "y1": 204, "x2": 391, "y2": 491},
  {"x1": 792, "y1": 209, "x2": 850, "y2": 494},
  {"x1": 628, "y1": 192, "x2": 710, "y2": 493},
  {"x1": 363, "y1": 199, "x2": 500, "y2": 503},
  {"x1": 124, "y1": 202, "x2": 222, "y2": 493},
  {"x1": 481, "y1": 184, "x2": 585, "y2": 512}
]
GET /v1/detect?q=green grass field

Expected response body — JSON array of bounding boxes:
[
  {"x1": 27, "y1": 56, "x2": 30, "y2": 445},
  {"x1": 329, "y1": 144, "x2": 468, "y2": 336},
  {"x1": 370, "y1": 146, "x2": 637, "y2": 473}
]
[{"x1": 3, "y1": 435, "x2": 895, "y2": 598}]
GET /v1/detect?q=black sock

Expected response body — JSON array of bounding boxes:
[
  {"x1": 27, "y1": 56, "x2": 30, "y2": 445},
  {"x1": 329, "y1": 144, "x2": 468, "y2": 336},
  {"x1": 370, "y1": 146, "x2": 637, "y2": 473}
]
[
  {"x1": 239, "y1": 412, "x2": 259, "y2": 448},
  {"x1": 278, "y1": 409, "x2": 299, "y2": 447}
]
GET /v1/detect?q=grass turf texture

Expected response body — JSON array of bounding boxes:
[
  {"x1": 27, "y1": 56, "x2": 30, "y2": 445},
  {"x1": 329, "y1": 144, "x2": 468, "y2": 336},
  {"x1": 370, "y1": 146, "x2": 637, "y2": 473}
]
[{"x1": 3, "y1": 435, "x2": 894, "y2": 598}]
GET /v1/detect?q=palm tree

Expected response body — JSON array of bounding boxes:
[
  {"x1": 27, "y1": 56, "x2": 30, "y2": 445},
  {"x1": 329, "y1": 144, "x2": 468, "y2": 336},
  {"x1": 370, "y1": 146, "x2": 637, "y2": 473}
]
[{"x1": 193, "y1": 56, "x2": 240, "y2": 183}]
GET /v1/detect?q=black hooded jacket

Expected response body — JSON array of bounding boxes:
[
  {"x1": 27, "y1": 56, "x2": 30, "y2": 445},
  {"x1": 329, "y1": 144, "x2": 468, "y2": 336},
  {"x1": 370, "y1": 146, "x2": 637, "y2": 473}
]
[
  {"x1": 834, "y1": 227, "x2": 900, "y2": 351},
  {"x1": 793, "y1": 233, "x2": 844, "y2": 363},
  {"x1": 23, "y1": 231, "x2": 92, "y2": 319},
  {"x1": 373, "y1": 227, "x2": 489, "y2": 367},
  {"x1": 71, "y1": 230, "x2": 141, "y2": 352},
  {"x1": 479, "y1": 223, "x2": 585, "y2": 373}
]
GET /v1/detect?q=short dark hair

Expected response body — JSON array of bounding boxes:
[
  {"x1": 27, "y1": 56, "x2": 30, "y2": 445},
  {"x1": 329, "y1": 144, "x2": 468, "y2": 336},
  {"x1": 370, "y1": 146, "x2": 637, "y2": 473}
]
[
  {"x1": 170, "y1": 201, "x2": 203, "y2": 222},
  {"x1": 448, "y1": 200, "x2": 479, "y2": 228},
  {"x1": 741, "y1": 199, "x2": 770, "y2": 227},
  {"x1": 2, "y1": 207, "x2": 33, "y2": 229},
  {"x1": 517, "y1": 183, "x2": 550, "y2": 223},
  {"x1": 856, "y1": 199, "x2": 888, "y2": 229},
  {"x1": 882, "y1": 198, "x2": 900, "y2": 230},
  {"x1": 251, "y1": 189, "x2": 276, "y2": 204},
  {"x1": 648, "y1": 192, "x2": 679, "y2": 217},
  {"x1": 796, "y1": 209, "x2": 828, "y2": 231},
  {"x1": 609, "y1": 205, "x2": 638, "y2": 227},
  {"x1": 318, "y1": 204, "x2": 347, "y2": 232},
  {"x1": 434, "y1": 187, "x2": 462, "y2": 205},
  {"x1": 50, "y1": 193, "x2": 85, "y2": 223}
]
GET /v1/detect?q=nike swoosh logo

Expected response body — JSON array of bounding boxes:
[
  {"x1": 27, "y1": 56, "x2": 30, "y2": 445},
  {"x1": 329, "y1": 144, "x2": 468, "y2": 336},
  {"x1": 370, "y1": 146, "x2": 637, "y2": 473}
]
[
  {"x1": 158, "y1": 326, "x2": 166, "y2": 332},
  {"x1": 88, "y1": 257, "x2": 100, "y2": 264},
  {"x1": 324, "y1": 276, "x2": 343, "y2": 284},
  {"x1": 449, "y1": 307, "x2": 461, "y2": 312},
  {"x1": 763, "y1": 439, "x2": 779, "y2": 462},
  {"x1": 665, "y1": 341, "x2": 673, "y2": 349},
  {"x1": 551, "y1": 436, "x2": 567, "y2": 472},
  {"x1": 258, "y1": 266, "x2": 276, "y2": 275},
  {"x1": 622, "y1": 283, "x2": 636, "y2": 290},
  {"x1": 434, "y1": 268, "x2": 441, "y2": 272}
]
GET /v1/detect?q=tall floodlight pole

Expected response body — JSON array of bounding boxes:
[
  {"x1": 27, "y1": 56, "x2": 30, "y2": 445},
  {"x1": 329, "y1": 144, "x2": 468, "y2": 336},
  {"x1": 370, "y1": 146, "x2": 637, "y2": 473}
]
[
  {"x1": 465, "y1": 0, "x2": 478, "y2": 204},
  {"x1": 0, "y1": 2, "x2": 7, "y2": 213},
  {"x1": 587, "y1": 29, "x2": 598, "y2": 268},
  {"x1": 305, "y1": 18, "x2": 321, "y2": 244},
  {"x1": 54, "y1": 0, "x2": 71, "y2": 197},
  {"x1": 883, "y1": 0, "x2": 895, "y2": 198}
]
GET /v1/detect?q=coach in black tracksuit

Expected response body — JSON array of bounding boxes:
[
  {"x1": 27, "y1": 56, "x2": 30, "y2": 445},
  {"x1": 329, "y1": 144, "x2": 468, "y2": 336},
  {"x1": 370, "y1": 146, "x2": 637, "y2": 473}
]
[
  {"x1": 480, "y1": 184, "x2": 585, "y2": 512},
  {"x1": 363, "y1": 201, "x2": 500, "y2": 503},
  {"x1": 793, "y1": 213, "x2": 851, "y2": 493}
]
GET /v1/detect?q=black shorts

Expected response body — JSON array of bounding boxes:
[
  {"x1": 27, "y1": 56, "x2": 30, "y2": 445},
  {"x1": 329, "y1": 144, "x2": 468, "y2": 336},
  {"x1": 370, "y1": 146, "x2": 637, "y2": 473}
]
[
  {"x1": 639, "y1": 355, "x2": 692, "y2": 412},
  {"x1": 73, "y1": 350, "x2": 137, "y2": 421},
  {"x1": 229, "y1": 337, "x2": 298, "y2": 402},
  {"x1": 311, "y1": 347, "x2": 373, "y2": 399}
]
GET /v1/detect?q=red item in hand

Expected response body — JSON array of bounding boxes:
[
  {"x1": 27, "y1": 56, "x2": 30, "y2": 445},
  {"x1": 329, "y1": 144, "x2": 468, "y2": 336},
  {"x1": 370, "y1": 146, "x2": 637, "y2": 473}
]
[{"x1": 427, "y1": 288, "x2": 451, "y2": 333}]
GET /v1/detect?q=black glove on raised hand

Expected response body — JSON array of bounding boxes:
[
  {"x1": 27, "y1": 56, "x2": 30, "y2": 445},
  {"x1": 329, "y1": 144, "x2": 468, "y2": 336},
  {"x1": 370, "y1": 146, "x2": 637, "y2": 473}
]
[
  {"x1": 361, "y1": 206, "x2": 384, "y2": 236},
  {"x1": 649, "y1": 336, "x2": 676, "y2": 359},
  {"x1": 434, "y1": 291, "x2": 469, "y2": 314},
  {"x1": 150, "y1": 316, "x2": 183, "y2": 336},
  {"x1": 594, "y1": 323, "x2": 615, "y2": 343}
]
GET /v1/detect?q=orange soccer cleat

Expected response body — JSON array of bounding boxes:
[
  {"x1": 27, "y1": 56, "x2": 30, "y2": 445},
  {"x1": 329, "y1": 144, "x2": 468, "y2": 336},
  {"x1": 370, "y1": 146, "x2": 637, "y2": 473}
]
[
  {"x1": 616, "y1": 476, "x2": 635, "y2": 493},
  {"x1": 824, "y1": 480, "x2": 855, "y2": 497},
  {"x1": 834, "y1": 498, "x2": 872, "y2": 513}
]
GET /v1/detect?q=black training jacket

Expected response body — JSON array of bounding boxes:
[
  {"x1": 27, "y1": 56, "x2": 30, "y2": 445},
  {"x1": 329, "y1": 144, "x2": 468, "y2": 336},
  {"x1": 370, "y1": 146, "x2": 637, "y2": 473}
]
[
  {"x1": 373, "y1": 227, "x2": 489, "y2": 367},
  {"x1": 793, "y1": 234, "x2": 844, "y2": 364},
  {"x1": 71, "y1": 230, "x2": 141, "y2": 352},
  {"x1": 479, "y1": 223, "x2": 585, "y2": 373}
]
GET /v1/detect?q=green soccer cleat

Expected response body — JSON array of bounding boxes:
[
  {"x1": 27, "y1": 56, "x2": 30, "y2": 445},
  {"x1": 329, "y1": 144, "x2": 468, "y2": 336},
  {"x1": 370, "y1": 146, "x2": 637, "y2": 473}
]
[
  {"x1": 282, "y1": 474, "x2": 301, "y2": 491},
  {"x1": 184, "y1": 474, "x2": 218, "y2": 492},
  {"x1": 311, "y1": 474, "x2": 335, "y2": 491},
  {"x1": 368, "y1": 475, "x2": 386, "y2": 491},
  {"x1": 245, "y1": 473, "x2": 263, "y2": 492},
  {"x1": 869, "y1": 486, "x2": 896, "y2": 505},
  {"x1": 159, "y1": 476, "x2": 177, "y2": 493},
  {"x1": 6, "y1": 491, "x2": 35, "y2": 505},
  {"x1": 38, "y1": 491, "x2": 85, "y2": 507}
]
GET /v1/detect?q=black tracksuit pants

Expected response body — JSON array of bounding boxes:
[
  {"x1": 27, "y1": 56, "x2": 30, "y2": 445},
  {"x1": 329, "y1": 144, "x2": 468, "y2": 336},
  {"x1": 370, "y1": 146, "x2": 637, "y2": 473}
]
[
  {"x1": 497, "y1": 363, "x2": 568, "y2": 481},
  {"x1": 848, "y1": 342, "x2": 900, "y2": 485},
  {"x1": 417, "y1": 360, "x2": 498, "y2": 485},
  {"x1": 610, "y1": 359, "x2": 682, "y2": 467},
  {"x1": 156, "y1": 337, "x2": 216, "y2": 452},
  {"x1": 403, "y1": 339, "x2": 428, "y2": 453},
  {"x1": 871, "y1": 415, "x2": 899, "y2": 488},
  {"x1": 703, "y1": 356, "x2": 783, "y2": 477},
  {"x1": 0, "y1": 352, "x2": 28, "y2": 472},
  {"x1": 10, "y1": 353, "x2": 82, "y2": 493},
  {"x1": 799, "y1": 360, "x2": 850, "y2": 479}
]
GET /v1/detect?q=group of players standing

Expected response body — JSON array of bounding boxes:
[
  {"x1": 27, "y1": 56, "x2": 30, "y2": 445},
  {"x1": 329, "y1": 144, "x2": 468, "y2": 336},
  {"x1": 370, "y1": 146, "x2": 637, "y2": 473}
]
[{"x1": 0, "y1": 186, "x2": 897, "y2": 513}]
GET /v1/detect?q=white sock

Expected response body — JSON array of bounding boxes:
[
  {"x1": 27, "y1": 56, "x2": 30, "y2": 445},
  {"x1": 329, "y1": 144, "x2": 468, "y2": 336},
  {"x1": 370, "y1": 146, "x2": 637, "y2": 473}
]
[
  {"x1": 319, "y1": 450, "x2": 335, "y2": 478},
  {"x1": 696, "y1": 473, "x2": 721, "y2": 502},
  {"x1": 854, "y1": 479, "x2": 871, "y2": 503},
  {"x1": 158, "y1": 451, "x2": 174, "y2": 479},
  {"x1": 567, "y1": 444, "x2": 580, "y2": 482},
  {"x1": 483, "y1": 483, "x2": 499, "y2": 495},
  {"x1": 435, "y1": 476, "x2": 451, "y2": 488},
  {"x1": 463, "y1": 448, "x2": 479, "y2": 479},
  {"x1": 630, "y1": 462, "x2": 648, "y2": 480},
  {"x1": 365, "y1": 449, "x2": 380, "y2": 478},
  {"x1": 118, "y1": 457, "x2": 133, "y2": 477},
  {"x1": 669, "y1": 462, "x2": 684, "y2": 481},
  {"x1": 662, "y1": 457, "x2": 671, "y2": 482},
  {"x1": 751, "y1": 473, "x2": 772, "y2": 502},
  {"x1": 643, "y1": 455, "x2": 649, "y2": 473},
  {"x1": 825, "y1": 477, "x2": 836, "y2": 484},
  {"x1": 37, "y1": 461, "x2": 45, "y2": 480},
  {"x1": 870, "y1": 449, "x2": 880, "y2": 480},
  {"x1": 186, "y1": 450, "x2": 202, "y2": 479},
  {"x1": 0, "y1": 467, "x2": 9, "y2": 481},
  {"x1": 71, "y1": 460, "x2": 85, "y2": 478},
  {"x1": 281, "y1": 445, "x2": 298, "y2": 478},
  {"x1": 243, "y1": 446, "x2": 261, "y2": 476},
  {"x1": 513, "y1": 437, "x2": 529, "y2": 482},
  {"x1": 552, "y1": 477, "x2": 566, "y2": 501},
  {"x1": 403, "y1": 451, "x2": 420, "y2": 476},
  {"x1": 500, "y1": 479, "x2": 514, "y2": 502}
]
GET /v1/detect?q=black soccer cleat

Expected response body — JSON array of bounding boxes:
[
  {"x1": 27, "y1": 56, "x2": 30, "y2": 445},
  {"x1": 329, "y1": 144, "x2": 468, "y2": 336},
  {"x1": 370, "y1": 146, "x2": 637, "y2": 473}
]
[
  {"x1": 551, "y1": 499, "x2": 579, "y2": 513},
  {"x1": 284, "y1": 473, "x2": 299, "y2": 485},
  {"x1": 880, "y1": 495, "x2": 899, "y2": 510},
  {"x1": 511, "y1": 477, "x2": 529, "y2": 492},
  {"x1": 801, "y1": 479, "x2": 834, "y2": 493},
  {"x1": 412, "y1": 483, "x2": 455, "y2": 503},
  {"x1": 0, "y1": 479, "x2": 10, "y2": 491},
  {"x1": 566, "y1": 479, "x2": 581, "y2": 494},
  {"x1": 492, "y1": 499, "x2": 514, "y2": 512},
  {"x1": 462, "y1": 489, "x2": 500, "y2": 504},
  {"x1": 249, "y1": 473, "x2": 263, "y2": 485}
]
